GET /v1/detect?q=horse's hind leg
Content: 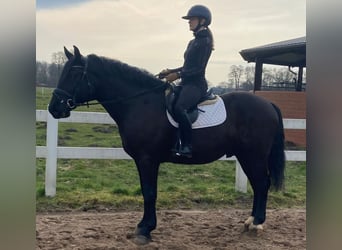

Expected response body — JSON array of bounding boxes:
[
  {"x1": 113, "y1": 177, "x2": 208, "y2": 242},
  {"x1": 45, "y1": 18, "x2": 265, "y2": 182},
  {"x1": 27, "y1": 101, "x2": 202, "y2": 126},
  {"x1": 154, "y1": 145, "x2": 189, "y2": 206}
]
[
  {"x1": 248, "y1": 171, "x2": 270, "y2": 231},
  {"x1": 236, "y1": 153, "x2": 270, "y2": 231}
]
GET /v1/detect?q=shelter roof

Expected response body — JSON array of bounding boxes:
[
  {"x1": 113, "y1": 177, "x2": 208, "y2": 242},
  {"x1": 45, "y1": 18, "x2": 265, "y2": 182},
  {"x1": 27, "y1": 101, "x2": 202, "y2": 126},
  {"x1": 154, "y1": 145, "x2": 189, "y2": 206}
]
[{"x1": 239, "y1": 36, "x2": 306, "y2": 67}]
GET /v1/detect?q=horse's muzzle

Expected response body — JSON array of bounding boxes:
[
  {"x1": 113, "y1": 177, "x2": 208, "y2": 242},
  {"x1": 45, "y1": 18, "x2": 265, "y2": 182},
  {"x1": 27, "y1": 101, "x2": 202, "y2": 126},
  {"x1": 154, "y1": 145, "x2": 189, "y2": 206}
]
[{"x1": 48, "y1": 105, "x2": 71, "y2": 119}]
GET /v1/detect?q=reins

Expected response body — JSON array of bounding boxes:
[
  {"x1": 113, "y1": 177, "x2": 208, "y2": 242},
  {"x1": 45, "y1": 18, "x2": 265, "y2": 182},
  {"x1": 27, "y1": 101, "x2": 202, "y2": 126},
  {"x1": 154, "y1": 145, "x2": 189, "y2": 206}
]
[
  {"x1": 75, "y1": 82, "x2": 169, "y2": 107},
  {"x1": 55, "y1": 58, "x2": 171, "y2": 110}
]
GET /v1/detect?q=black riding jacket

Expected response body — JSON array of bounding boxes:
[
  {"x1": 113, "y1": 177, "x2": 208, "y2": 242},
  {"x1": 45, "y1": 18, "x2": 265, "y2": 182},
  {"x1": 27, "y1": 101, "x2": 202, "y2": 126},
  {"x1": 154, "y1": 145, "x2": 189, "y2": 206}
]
[{"x1": 175, "y1": 28, "x2": 213, "y2": 89}]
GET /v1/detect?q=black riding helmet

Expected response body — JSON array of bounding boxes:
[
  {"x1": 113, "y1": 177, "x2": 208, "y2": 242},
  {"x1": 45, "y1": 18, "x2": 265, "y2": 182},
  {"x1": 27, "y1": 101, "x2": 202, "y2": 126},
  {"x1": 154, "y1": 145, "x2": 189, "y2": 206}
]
[{"x1": 182, "y1": 5, "x2": 212, "y2": 26}]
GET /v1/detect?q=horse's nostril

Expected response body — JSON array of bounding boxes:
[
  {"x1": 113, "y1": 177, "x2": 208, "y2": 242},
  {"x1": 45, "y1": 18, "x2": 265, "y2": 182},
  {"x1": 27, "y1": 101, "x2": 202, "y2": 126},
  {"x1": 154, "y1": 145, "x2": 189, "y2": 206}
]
[
  {"x1": 52, "y1": 112, "x2": 59, "y2": 119},
  {"x1": 48, "y1": 109, "x2": 60, "y2": 119}
]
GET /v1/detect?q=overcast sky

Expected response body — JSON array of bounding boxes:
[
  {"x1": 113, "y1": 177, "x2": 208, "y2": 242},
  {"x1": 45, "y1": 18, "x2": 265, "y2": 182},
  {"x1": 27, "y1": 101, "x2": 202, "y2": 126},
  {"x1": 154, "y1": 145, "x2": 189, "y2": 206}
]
[{"x1": 36, "y1": 0, "x2": 306, "y2": 84}]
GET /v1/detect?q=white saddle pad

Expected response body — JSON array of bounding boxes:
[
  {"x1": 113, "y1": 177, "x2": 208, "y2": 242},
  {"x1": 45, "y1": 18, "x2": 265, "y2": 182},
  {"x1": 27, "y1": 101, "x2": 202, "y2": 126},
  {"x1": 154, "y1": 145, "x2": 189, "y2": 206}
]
[{"x1": 167, "y1": 96, "x2": 227, "y2": 129}]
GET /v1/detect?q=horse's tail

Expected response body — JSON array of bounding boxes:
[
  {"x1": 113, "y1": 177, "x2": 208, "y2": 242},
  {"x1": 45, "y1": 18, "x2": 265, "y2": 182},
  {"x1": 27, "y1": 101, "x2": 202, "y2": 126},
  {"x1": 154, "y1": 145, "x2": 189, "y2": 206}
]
[{"x1": 268, "y1": 103, "x2": 286, "y2": 191}]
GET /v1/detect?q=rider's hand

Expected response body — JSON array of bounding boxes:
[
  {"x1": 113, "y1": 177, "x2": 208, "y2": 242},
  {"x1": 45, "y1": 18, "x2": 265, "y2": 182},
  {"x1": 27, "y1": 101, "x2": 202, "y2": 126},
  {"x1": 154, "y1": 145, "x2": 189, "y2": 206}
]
[
  {"x1": 158, "y1": 68, "x2": 171, "y2": 79},
  {"x1": 160, "y1": 69, "x2": 170, "y2": 75},
  {"x1": 165, "y1": 72, "x2": 180, "y2": 82}
]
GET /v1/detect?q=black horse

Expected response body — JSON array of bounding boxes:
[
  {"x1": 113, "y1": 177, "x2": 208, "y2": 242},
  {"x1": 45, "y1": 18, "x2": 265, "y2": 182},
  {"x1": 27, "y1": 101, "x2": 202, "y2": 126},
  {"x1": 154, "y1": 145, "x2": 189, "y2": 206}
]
[{"x1": 48, "y1": 46, "x2": 285, "y2": 244}]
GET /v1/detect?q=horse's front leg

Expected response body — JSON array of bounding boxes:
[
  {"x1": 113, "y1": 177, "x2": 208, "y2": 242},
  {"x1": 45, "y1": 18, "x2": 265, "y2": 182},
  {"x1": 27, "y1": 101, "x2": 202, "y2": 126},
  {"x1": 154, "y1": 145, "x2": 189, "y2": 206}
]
[{"x1": 133, "y1": 157, "x2": 160, "y2": 244}]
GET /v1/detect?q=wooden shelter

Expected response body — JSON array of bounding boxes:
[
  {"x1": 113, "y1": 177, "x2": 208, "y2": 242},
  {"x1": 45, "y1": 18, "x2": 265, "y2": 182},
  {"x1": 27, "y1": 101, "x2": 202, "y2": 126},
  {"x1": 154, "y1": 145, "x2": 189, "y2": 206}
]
[
  {"x1": 240, "y1": 37, "x2": 306, "y2": 147},
  {"x1": 239, "y1": 37, "x2": 306, "y2": 91}
]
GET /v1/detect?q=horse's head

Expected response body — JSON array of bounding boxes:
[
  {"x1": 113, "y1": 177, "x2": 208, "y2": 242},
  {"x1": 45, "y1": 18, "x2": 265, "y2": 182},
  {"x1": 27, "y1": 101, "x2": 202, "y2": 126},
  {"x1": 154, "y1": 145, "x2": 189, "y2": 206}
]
[{"x1": 48, "y1": 46, "x2": 93, "y2": 119}]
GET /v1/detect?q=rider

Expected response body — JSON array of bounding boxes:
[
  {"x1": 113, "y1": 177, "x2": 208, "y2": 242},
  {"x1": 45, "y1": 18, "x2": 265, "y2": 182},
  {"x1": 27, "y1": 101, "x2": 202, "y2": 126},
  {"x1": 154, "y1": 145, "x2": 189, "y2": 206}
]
[{"x1": 159, "y1": 5, "x2": 214, "y2": 158}]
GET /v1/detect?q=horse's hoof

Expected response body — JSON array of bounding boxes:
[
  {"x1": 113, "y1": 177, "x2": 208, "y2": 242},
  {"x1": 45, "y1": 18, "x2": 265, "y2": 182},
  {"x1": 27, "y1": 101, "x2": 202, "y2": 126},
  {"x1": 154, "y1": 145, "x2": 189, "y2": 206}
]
[
  {"x1": 245, "y1": 216, "x2": 254, "y2": 228},
  {"x1": 244, "y1": 216, "x2": 254, "y2": 232},
  {"x1": 132, "y1": 235, "x2": 151, "y2": 245},
  {"x1": 243, "y1": 216, "x2": 263, "y2": 233},
  {"x1": 126, "y1": 232, "x2": 151, "y2": 245},
  {"x1": 248, "y1": 223, "x2": 264, "y2": 232}
]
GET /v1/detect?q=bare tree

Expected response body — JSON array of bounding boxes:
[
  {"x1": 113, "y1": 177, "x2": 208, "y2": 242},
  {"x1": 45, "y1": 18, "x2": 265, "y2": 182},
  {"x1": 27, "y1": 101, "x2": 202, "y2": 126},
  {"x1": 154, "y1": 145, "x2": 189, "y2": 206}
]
[
  {"x1": 261, "y1": 68, "x2": 272, "y2": 86},
  {"x1": 50, "y1": 51, "x2": 68, "y2": 86},
  {"x1": 51, "y1": 51, "x2": 67, "y2": 65},
  {"x1": 36, "y1": 61, "x2": 48, "y2": 85},
  {"x1": 228, "y1": 65, "x2": 244, "y2": 89},
  {"x1": 244, "y1": 65, "x2": 255, "y2": 85},
  {"x1": 225, "y1": 64, "x2": 305, "y2": 90}
]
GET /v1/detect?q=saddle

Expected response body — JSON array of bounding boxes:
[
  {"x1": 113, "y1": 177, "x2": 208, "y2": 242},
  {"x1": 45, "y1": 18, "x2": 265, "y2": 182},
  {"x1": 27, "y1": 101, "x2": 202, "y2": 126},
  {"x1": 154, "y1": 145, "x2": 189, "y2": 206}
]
[{"x1": 165, "y1": 83, "x2": 218, "y2": 123}]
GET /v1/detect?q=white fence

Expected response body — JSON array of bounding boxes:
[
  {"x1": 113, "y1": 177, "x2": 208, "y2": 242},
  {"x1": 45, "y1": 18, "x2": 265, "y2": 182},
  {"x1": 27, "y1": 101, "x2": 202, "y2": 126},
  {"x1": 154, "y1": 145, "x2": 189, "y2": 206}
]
[{"x1": 36, "y1": 110, "x2": 306, "y2": 197}]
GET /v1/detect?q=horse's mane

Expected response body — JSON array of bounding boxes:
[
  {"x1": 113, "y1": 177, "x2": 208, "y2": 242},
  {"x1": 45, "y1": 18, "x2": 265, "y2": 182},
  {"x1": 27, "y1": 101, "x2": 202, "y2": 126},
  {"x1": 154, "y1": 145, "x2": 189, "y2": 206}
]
[{"x1": 87, "y1": 54, "x2": 165, "y2": 89}]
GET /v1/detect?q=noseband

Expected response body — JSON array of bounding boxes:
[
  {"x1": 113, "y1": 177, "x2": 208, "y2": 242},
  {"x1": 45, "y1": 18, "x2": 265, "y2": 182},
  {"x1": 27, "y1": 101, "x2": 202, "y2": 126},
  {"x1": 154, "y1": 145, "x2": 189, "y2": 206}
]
[
  {"x1": 52, "y1": 63, "x2": 93, "y2": 110},
  {"x1": 52, "y1": 88, "x2": 77, "y2": 109}
]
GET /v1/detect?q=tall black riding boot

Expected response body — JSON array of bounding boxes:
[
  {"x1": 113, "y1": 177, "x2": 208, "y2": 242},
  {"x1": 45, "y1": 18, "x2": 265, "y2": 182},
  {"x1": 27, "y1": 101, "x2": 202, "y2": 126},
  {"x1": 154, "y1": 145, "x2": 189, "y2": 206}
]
[{"x1": 175, "y1": 110, "x2": 192, "y2": 158}]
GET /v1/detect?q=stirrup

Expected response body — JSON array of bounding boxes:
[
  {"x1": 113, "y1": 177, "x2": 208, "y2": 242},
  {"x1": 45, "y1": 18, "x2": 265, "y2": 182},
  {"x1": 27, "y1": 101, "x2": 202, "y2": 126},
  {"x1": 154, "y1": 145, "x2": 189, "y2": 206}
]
[
  {"x1": 175, "y1": 145, "x2": 192, "y2": 158},
  {"x1": 171, "y1": 140, "x2": 181, "y2": 154}
]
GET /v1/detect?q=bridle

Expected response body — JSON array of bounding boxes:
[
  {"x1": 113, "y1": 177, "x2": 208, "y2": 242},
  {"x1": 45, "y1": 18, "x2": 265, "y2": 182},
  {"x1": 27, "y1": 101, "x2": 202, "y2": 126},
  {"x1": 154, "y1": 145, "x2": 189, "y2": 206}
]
[
  {"x1": 52, "y1": 87, "x2": 78, "y2": 110},
  {"x1": 52, "y1": 58, "x2": 93, "y2": 110},
  {"x1": 52, "y1": 58, "x2": 169, "y2": 111}
]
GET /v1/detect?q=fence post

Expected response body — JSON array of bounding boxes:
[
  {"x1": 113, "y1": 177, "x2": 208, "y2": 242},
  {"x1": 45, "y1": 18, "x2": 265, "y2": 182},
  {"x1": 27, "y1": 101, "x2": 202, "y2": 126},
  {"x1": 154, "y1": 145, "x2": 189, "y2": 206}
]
[
  {"x1": 45, "y1": 110, "x2": 58, "y2": 197},
  {"x1": 235, "y1": 160, "x2": 248, "y2": 193}
]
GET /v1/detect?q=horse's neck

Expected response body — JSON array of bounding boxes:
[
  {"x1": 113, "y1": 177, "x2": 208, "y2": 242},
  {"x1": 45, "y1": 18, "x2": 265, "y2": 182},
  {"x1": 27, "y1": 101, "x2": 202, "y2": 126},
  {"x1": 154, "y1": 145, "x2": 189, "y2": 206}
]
[
  {"x1": 102, "y1": 105, "x2": 125, "y2": 127},
  {"x1": 98, "y1": 80, "x2": 163, "y2": 126},
  {"x1": 89, "y1": 58, "x2": 164, "y2": 125},
  {"x1": 96, "y1": 82, "x2": 130, "y2": 124}
]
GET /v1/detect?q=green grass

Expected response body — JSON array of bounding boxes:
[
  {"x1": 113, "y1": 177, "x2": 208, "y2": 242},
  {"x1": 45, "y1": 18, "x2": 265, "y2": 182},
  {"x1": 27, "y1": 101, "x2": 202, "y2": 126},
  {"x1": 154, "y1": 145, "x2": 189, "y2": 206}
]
[
  {"x1": 36, "y1": 87, "x2": 306, "y2": 212},
  {"x1": 36, "y1": 87, "x2": 121, "y2": 148},
  {"x1": 36, "y1": 158, "x2": 306, "y2": 212}
]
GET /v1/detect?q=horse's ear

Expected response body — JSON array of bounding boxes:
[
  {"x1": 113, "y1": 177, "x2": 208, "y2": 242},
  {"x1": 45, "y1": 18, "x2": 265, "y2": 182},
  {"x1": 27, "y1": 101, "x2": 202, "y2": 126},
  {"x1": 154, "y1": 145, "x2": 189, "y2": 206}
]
[
  {"x1": 64, "y1": 46, "x2": 73, "y2": 60},
  {"x1": 73, "y1": 45, "x2": 81, "y2": 59}
]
